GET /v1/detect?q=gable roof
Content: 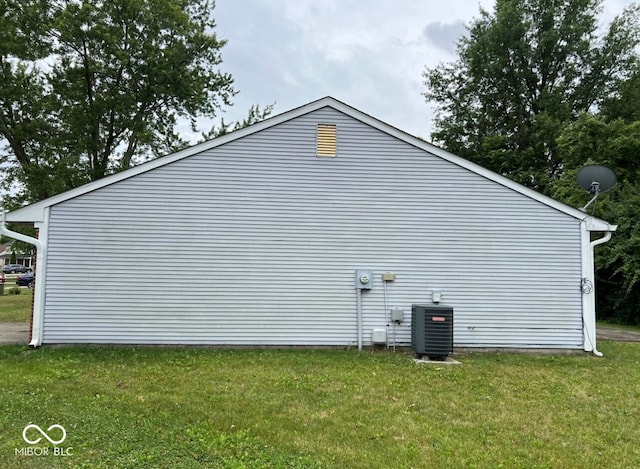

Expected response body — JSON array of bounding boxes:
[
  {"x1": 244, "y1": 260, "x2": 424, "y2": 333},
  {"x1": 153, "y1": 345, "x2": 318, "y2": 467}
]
[{"x1": 5, "y1": 97, "x2": 615, "y2": 231}]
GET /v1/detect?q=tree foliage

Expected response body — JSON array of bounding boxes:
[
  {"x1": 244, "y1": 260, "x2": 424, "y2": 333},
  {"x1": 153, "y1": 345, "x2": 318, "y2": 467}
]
[
  {"x1": 423, "y1": 0, "x2": 640, "y2": 192},
  {"x1": 552, "y1": 115, "x2": 640, "y2": 324},
  {"x1": 424, "y1": 0, "x2": 640, "y2": 324},
  {"x1": 601, "y1": 64, "x2": 640, "y2": 123},
  {"x1": 1, "y1": 0, "x2": 243, "y2": 203},
  {"x1": 204, "y1": 103, "x2": 275, "y2": 140}
]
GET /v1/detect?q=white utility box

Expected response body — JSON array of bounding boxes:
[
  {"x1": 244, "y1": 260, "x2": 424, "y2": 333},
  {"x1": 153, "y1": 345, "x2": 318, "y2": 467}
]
[{"x1": 372, "y1": 328, "x2": 387, "y2": 345}]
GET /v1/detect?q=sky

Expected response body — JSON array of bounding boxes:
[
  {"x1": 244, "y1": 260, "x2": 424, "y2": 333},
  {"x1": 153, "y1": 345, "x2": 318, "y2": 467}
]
[{"x1": 210, "y1": 0, "x2": 638, "y2": 140}]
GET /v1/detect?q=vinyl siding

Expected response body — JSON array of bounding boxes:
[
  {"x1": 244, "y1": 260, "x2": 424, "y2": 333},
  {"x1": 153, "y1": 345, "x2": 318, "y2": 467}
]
[{"x1": 43, "y1": 107, "x2": 583, "y2": 347}]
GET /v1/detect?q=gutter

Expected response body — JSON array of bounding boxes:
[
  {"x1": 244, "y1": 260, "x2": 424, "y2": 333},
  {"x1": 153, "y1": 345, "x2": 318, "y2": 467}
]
[{"x1": 1, "y1": 209, "x2": 47, "y2": 347}]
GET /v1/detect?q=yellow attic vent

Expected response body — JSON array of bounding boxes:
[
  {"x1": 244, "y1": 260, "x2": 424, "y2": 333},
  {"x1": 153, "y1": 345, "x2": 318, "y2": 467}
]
[{"x1": 317, "y1": 124, "x2": 337, "y2": 157}]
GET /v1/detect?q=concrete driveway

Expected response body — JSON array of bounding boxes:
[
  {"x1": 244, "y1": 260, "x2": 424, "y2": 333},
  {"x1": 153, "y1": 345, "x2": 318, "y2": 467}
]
[{"x1": 0, "y1": 322, "x2": 30, "y2": 344}]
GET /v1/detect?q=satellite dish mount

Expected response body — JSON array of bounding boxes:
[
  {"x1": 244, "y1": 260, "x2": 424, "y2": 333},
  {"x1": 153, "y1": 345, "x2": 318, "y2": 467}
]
[{"x1": 580, "y1": 181, "x2": 601, "y2": 212}]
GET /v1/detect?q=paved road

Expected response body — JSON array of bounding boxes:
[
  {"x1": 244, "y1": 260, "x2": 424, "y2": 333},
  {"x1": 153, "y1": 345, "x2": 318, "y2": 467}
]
[
  {"x1": 0, "y1": 323, "x2": 638, "y2": 345},
  {"x1": 597, "y1": 326, "x2": 640, "y2": 342}
]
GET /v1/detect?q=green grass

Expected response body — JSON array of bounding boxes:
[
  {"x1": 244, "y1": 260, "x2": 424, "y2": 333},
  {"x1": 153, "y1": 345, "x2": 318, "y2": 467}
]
[
  {"x1": 0, "y1": 286, "x2": 32, "y2": 322},
  {"x1": 1, "y1": 343, "x2": 640, "y2": 468}
]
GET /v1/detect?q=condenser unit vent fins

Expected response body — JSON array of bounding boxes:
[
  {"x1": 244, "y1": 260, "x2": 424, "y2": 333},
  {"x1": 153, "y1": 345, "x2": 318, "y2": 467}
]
[
  {"x1": 411, "y1": 304, "x2": 454, "y2": 359},
  {"x1": 317, "y1": 124, "x2": 337, "y2": 157}
]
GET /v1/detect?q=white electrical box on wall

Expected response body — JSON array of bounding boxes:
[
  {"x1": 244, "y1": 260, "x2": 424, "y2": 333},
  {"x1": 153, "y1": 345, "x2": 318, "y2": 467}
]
[
  {"x1": 372, "y1": 328, "x2": 387, "y2": 344},
  {"x1": 391, "y1": 308, "x2": 404, "y2": 322}
]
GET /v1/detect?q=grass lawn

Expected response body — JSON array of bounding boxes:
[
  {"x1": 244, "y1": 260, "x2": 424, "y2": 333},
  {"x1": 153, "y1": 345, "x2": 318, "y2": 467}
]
[
  {"x1": 0, "y1": 284, "x2": 32, "y2": 322},
  {"x1": 1, "y1": 343, "x2": 639, "y2": 468}
]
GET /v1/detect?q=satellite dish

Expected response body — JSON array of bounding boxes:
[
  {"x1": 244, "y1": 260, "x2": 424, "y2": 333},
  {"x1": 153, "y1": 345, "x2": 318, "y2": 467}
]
[
  {"x1": 576, "y1": 164, "x2": 617, "y2": 212},
  {"x1": 577, "y1": 165, "x2": 617, "y2": 193}
]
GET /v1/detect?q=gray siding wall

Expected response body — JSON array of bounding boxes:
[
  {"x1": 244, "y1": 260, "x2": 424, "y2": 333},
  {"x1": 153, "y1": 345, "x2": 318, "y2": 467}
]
[{"x1": 43, "y1": 107, "x2": 583, "y2": 347}]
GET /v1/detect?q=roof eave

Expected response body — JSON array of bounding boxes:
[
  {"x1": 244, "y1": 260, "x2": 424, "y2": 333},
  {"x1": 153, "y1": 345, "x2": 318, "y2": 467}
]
[
  {"x1": 5, "y1": 205, "x2": 46, "y2": 223},
  {"x1": 326, "y1": 102, "x2": 613, "y2": 224},
  {"x1": 5, "y1": 97, "x2": 341, "y2": 223},
  {"x1": 3, "y1": 97, "x2": 619, "y2": 229},
  {"x1": 583, "y1": 217, "x2": 618, "y2": 232}
]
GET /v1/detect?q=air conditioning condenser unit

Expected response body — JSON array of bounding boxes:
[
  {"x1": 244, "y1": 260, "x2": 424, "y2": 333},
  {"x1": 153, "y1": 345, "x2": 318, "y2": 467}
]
[{"x1": 411, "y1": 304, "x2": 453, "y2": 359}]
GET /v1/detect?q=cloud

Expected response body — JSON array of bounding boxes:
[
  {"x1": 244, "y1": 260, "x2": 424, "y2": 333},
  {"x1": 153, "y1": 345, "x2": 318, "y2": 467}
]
[
  {"x1": 210, "y1": 0, "x2": 632, "y2": 141},
  {"x1": 423, "y1": 21, "x2": 468, "y2": 55}
]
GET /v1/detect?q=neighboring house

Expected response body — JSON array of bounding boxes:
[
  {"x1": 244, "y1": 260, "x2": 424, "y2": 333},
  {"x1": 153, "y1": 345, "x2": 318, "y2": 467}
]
[
  {"x1": 0, "y1": 243, "x2": 33, "y2": 269},
  {"x1": 1, "y1": 97, "x2": 615, "y2": 353}
]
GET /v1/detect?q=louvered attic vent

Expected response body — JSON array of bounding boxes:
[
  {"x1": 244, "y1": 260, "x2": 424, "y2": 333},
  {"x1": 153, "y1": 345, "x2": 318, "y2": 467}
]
[{"x1": 317, "y1": 124, "x2": 337, "y2": 157}]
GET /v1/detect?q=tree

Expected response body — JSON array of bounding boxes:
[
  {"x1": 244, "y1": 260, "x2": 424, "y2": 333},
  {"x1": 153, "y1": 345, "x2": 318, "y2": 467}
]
[
  {"x1": 423, "y1": 0, "x2": 640, "y2": 192},
  {"x1": 0, "y1": 0, "x2": 241, "y2": 203},
  {"x1": 204, "y1": 103, "x2": 275, "y2": 140},
  {"x1": 601, "y1": 64, "x2": 640, "y2": 123},
  {"x1": 552, "y1": 114, "x2": 640, "y2": 324}
]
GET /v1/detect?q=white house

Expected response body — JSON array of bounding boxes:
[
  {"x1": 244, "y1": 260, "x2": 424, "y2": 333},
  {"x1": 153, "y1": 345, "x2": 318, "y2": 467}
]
[
  {"x1": 0, "y1": 243, "x2": 34, "y2": 269},
  {"x1": 1, "y1": 97, "x2": 616, "y2": 353}
]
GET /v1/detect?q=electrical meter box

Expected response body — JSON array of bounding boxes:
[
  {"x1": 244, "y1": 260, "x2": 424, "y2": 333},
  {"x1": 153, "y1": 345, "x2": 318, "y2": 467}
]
[{"x1": 355, "y1": 269, "x2": 373, "y2": 289}]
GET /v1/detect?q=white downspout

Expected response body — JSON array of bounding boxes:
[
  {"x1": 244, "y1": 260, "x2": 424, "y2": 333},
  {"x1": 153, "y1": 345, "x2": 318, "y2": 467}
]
[
  {"x1": 580, "y1": 218, "x2": 615, "y2": 357},
  {"x1": 1, "y1": 208, "x2": 47, "y2": 347},
  {"x1": 589, "y1": 231, "x2": 612, "y2": 357}
]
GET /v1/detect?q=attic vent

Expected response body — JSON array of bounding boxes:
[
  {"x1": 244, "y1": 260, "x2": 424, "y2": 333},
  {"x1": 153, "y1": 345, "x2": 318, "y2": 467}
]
[{"x1": 317, "y1": 124, "x2": 337, "y2": 157}]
